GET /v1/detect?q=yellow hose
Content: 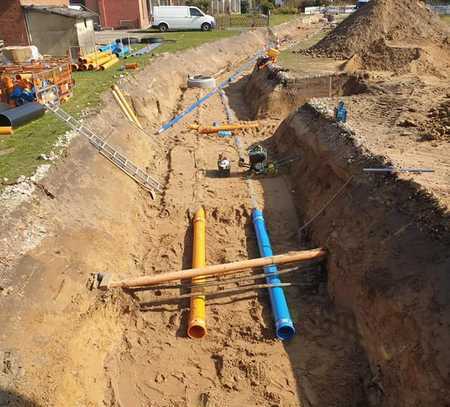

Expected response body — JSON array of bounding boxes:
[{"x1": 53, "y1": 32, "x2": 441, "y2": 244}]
[
  {"x1": 188, "y1": 207, "x2": 207, "y2": 339},
  {"x1": 111, "y1": 84, "x2": 143, "y2": 129}
]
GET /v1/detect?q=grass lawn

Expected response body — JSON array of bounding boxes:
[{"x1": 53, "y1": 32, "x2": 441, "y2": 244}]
[
  {"x1": 269, "y1": 14, "x2": 298, "y2": 27},
  {"x1": 441, "y1": 15, "x2": 450, "y2": 25},
  {"x1": 0, "y1": 30, "x2": 237, "y2": 184}
]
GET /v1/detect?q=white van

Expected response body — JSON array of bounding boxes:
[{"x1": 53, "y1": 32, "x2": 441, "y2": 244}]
[{"x1": 152, "y1": 6, "x2": 216, "y2": 32}]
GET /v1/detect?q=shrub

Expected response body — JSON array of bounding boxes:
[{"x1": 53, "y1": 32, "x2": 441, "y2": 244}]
[
  {"x1": 241, "y1": 0, "x2": 250, "y2": 13},
  {"x1": 185, "y1": 0, "x2": 210, "y2": 13},
  {"x1": 260, "y1": 0, "x2": 275, "y2": 14}
]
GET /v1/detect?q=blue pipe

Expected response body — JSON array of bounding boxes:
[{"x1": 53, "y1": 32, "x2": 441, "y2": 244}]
[
  {"x1": 252, "y1": 208, "x2": 295, "y2": 340},
  {"x1": 157, "y1": 51, "x2": 263, "y2": 134}
]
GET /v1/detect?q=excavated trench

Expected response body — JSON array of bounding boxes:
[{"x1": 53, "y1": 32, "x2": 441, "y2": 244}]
[
  {"x1": 231, "y1": 63, "x2": 450, "y2": 407},
  {"x1": 242, "y1": 63, "x2": 368, "y2": 119},
  {"x1": 1, "y1": 19, "x2": 448, "y2": 407}
]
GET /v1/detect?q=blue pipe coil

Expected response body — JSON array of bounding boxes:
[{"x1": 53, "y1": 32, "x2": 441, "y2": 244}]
[{"x1": 252, "y1": 208, "x2": 295, "y2": 340}]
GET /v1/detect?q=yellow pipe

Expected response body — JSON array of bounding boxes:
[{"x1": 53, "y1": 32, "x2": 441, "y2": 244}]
[
  {"x1": 86, "y1": 53, "x2": 113, "y2": 65},
  {"x1": 188, "y1": 207, "x2": 207, "y2": 339},
  {"x1": 111, "y1": 84, "x2": 143, "y2": 129},
  {"x1": 99, "y1": 56, "x2": 119, "y2": 70},
  {"x1": 0, "y1": 127, "x2": 13, "y2": 135},
  {"x1": 80, "y1": 51, "x2": 111, "y2": 64},
  {"x1": 112, "y1": 90, "x2": 135, "y2": 123},
  {"x1": 189, "y1": 122, "x2": 259, "y2": 134}
]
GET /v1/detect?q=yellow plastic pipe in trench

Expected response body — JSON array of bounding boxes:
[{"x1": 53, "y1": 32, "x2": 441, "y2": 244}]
[{"x1": 188, "y1": 207, "x2": 207, "y2": 339}]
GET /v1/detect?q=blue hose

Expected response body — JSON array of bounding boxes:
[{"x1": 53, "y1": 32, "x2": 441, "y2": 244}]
[{"x1": 252, "y1": 208, "x2": 295, "y2": 340}]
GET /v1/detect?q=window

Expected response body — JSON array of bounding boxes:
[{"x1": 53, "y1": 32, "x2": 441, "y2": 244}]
[{"x1": 190, "y1": 7, "x2": 203, "y2": 17}]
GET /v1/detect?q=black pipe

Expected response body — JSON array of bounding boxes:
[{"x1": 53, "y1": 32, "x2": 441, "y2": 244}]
[
  {"x1": 0, "y1": 103, "x2": 11, "y2": 114},
  {"x1": 0, "y1": 102, "x2": 45, "y2": 128}
]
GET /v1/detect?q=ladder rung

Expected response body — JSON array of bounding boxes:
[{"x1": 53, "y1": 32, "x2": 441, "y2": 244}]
[{"x1": 45, "y1": 103, "x2": 163, "y2": 194}]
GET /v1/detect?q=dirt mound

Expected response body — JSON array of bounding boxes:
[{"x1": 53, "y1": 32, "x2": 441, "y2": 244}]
[
  {"x1": 312, "y1": 0, "x2": 449, "y2": 58},
  {"x1": 310, "y1": 0, "x2": 450, "y2": 75},
  {"x1": 416, "y1": 97, "x2": 450, "y2": 141}
]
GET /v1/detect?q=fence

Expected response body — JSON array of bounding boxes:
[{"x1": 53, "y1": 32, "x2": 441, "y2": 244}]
[
  {"x1": 304, "y1": 5, "x2": 356, "y2": 15},
  {"x1": 429, "y1": 4, "x2": 450, "y2": 14}
]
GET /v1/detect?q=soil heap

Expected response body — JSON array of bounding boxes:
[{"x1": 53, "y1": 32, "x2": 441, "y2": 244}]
[{"x1": 310, "y1": 0, "x2": 450, "y2": 73}]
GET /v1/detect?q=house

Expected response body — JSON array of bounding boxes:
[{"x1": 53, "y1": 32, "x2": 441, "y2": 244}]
[
  {"x1": 84, "y1": 0, "x2": 150, "y2": 29},
  {"x1": 0, "y1": 0, "x2": 97, "y2": 57}
]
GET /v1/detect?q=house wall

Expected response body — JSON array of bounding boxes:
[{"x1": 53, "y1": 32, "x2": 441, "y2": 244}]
[
  {"x1": 25, "y1": 10, "x2": 80, "y2": 56},
  {"x1": 20, "y1": 0, "x2": 69, "y2": 5},
  {"x1": 85, "y1": 0, "x2": 100, "y2": 14},
  {"x1": 96, "y1": 0, "x2": 149, "y2": 29},
  {"x1": 75, "y1": 19, "x2": 96, "y2": 55},
  {"x1": 138, "y1": 0, "x2": 150, "y2": 27},
  {"x1": 0, "y1": 0, "x2": 29, "y2": 46}
]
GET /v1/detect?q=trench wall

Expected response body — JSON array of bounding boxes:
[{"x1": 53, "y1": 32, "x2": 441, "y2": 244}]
[
  {"x1": 271, "y1": 102, "x2": 450, "y2": 407},
  {"x1": 244, "y1": 63, "x2": 368, "y2": 118}
]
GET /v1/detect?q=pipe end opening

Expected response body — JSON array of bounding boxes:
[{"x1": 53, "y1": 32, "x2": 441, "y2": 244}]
[
  {"x1": 277, "y1": 325, "x2": 295, "y2": 341},
  {"x1": 188, "y1": 325, "x2": 207, "y2": 339}
]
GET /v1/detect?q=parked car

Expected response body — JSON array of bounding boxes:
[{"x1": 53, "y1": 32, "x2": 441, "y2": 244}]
[
  {"x1": 356, "y1": 0, "x2": 370, "y2": 8},
  {"x1": 151, "y1": 6, "x2": 216, "y2": 32}
]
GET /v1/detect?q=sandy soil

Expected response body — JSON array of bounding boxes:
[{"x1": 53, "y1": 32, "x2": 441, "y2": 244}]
[
  {"x1": 319, "y1": 75, "x2": 450, "y2": 211},
  {"x1": 239, "y1": 24, "x2": 450, "y2": 405},
  {"x1": 0, "y1": 17, "x2": 370, "y2": 407},
  {"x1": 1, "y1": 9, "x2": 448, "y2": 407}
]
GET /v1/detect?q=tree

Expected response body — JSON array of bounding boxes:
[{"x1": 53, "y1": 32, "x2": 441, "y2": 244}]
[{"x1": 185, "y1": 0, "x2": 210, "y2": 13}]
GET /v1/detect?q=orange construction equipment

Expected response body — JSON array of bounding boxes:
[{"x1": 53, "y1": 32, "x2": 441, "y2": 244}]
[{"x1": 187, "y1": 207, "x2": 207, "y2": 339}]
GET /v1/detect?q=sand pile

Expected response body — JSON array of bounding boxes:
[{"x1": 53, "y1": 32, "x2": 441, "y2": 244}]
[{"x1": 310, "y1": 0, "x2": 450, "y2": 73}]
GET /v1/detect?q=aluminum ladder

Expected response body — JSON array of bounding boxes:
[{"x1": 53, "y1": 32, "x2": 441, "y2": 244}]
[{"x1": 45, "y1": 102, "x2": 163, "y2": 194}]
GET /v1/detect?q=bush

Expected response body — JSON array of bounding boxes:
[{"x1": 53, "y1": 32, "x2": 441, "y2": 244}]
[
  {"x1": 260, "y1": 0, "x2": 274, "y2": 14},
  {"x1": 241, "y1": 0, "x2": 250, "y2": 13},
  {"x1": 185, "y1": 0, "x2": 210, "y2": 13}
]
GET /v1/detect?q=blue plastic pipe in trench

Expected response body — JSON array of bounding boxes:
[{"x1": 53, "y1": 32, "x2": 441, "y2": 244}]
[
  {"x1": 252, "y1": 208, "x2": 295, "y2": 340},
  {"x1": 157, "y1": 51, "x2": 263, "y2": 134}
]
